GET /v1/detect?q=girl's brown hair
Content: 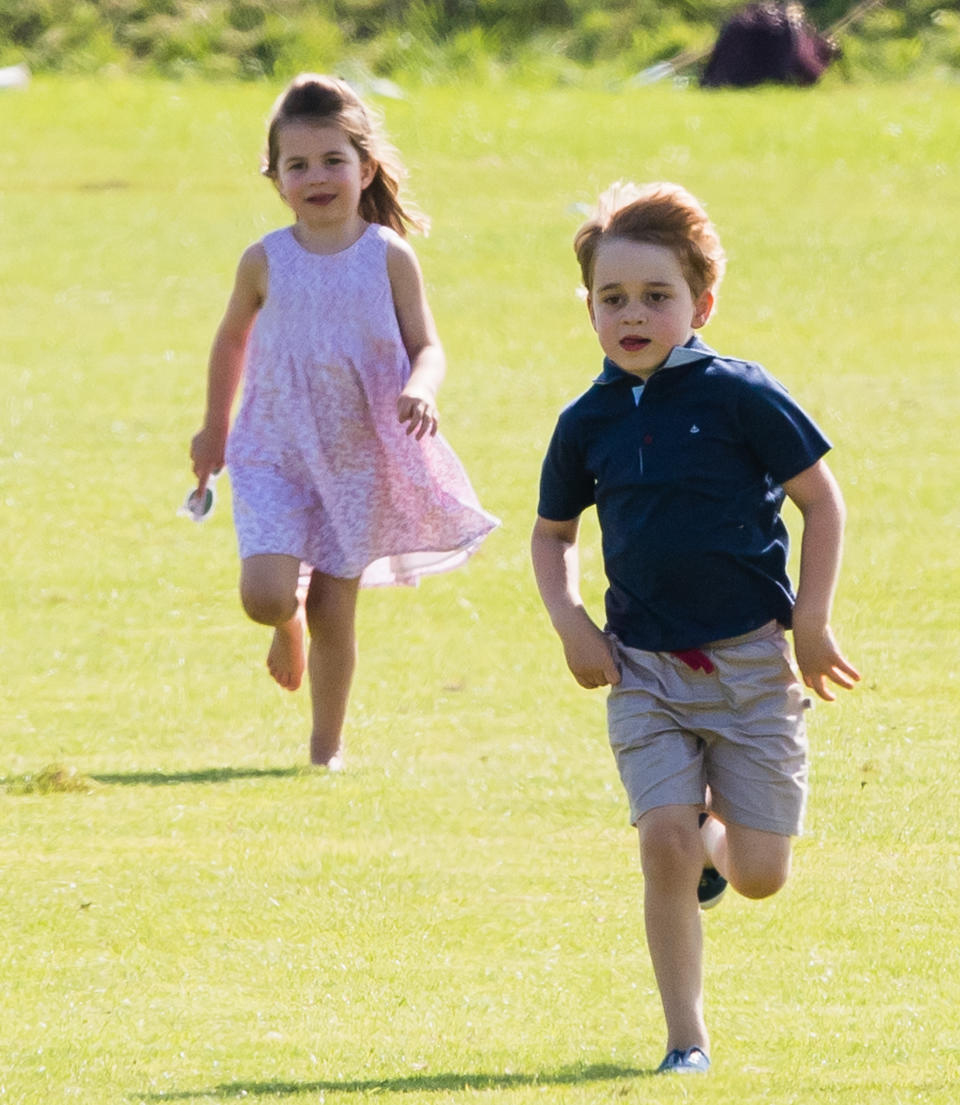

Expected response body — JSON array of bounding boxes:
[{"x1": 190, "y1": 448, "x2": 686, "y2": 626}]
[
  {"x1": 263, "y1": 73, "x2": 428, "y2": 236},
  {"x1": 574, "y1": 182, "x2": 726, "y2": 298}
]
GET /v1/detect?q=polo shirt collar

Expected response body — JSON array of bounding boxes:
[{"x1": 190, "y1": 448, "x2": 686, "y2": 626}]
[{"x1": 593, "y1": 334, "x2": 717, "y2": 385}]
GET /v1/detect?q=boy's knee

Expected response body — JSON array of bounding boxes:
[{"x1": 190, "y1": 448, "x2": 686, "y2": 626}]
[
  {"x1": 729, "y1": 851, "x2": 791, "y2": 899},
  {"x1": 734, "y1": 868, "x2": 788, "y2": 899},
  {"x1": 639, "y1": 811, "x2": 703, "y2": 883}
]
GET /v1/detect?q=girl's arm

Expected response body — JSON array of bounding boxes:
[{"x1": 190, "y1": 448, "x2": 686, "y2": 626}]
[
  {"x1": 531, "y1": 515, "x2": 621, "y2": 689},
  {"x1": 190, "y1": 243, "x2": 266, "y2": 494},
  {"x1": 782, "y1": 458, "x2": 860, "y2": 701},
  {"x1": 386, "y1": 236, "x2": 445, "y2": 440}
]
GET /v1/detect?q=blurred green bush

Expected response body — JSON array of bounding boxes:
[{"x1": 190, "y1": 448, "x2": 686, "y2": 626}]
[{"x1": 1, "y1": 0, "x2": 958, "y2": 81}]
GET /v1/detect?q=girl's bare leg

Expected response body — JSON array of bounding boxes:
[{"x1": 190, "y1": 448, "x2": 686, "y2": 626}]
[
  {"x1": 637, "y1": 805, "x2": 710, "y2": 1056},
  {"x1": 266, "y1": 612, "x2": 306, "y2": 690},
  {"x1": 304, "y1": 571, "x2": 361, "y2": 767},
  {"x1": 239, "y1": 554, "x2": 306, "y2": 690}
]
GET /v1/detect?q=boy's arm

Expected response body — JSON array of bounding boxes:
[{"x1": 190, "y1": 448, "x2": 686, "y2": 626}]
[
  {"x1": 387, "y1": 236, "x2": 445, "y2": 440},
  {"x1": 190, "y1": 243, "x2": 266, "y2": 495},
  {"x1": 531, "y1": 515, "x2": 621, "y2": 689},
  {"x1": 782, "y1": 459, "x2": 861, "y2": 701}
]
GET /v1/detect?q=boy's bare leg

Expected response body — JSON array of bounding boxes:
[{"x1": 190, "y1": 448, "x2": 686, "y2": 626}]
[
  {"x1": 638, "y1": 805, "x2": 710, "y2": 1055},
  {"x1": 702, "y1": 817, "x2": 792, "y2": 900},
  {"x1": 239, "y1": 554, "x2": 306, "y2": 690},
  {"x1": 304, "y1": 571, "x2": 361, "y2": 767}
]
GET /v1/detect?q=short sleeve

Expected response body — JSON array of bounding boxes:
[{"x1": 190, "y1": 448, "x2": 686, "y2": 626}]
[
  {"x1": 537, "y1": 414, "x2": 596, "y2": 521},
  {"x1": 735, "y1": 369, "x2": 832, "y2": 484}
]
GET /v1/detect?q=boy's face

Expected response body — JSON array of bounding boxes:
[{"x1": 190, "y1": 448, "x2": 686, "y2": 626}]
[{"x1": 588, "y1": 238, "x2": 714, "y2": 379}]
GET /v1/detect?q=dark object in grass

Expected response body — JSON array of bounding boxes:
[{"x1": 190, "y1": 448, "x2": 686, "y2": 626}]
[
  {"x1": 7, "y1": 764, "x2": 98, "y2": 795},
  {"x1": 701, "y1": 2, "x2": 840, "y2": 88}
]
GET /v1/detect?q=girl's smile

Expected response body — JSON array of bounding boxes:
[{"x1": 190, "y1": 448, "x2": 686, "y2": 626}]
[{"x1": 273, "y1": 121, "x2": 375, "y2": 247}]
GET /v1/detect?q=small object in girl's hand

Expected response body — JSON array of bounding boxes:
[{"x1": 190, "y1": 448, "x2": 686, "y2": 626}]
[{"x1": 178, "y1": 471, "x2": 219, "y2": 522}]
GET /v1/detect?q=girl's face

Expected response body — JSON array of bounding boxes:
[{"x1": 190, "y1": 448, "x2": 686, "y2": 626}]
[
  {"x1": 588, "y1": 238, "x2": 713, "y2": 379},
  {"x1": 273, "y1": 121, "x2": 375, "y2": 229}
]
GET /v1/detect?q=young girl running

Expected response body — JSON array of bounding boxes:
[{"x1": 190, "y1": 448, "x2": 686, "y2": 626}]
[{"x1": 189, "y1": 73, "x2": 498, "y2": 768}]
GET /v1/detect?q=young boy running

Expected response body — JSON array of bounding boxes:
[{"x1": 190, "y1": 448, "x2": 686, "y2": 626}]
[{"x1": 531, "y1": 182, "x2": 859, "y2": 1074}]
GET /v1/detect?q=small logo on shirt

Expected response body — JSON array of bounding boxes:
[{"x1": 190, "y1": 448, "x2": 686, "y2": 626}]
[{"x1": 689, "y1": 424, "x2": 700, "y2": 434}]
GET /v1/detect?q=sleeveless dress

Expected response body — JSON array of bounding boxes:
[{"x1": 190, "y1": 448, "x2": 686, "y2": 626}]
[{"x1": 225, "y1": 224, "x2": 499, "y2": 587}]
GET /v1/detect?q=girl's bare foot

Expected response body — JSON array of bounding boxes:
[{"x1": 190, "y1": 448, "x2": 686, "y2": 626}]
[
  {"x1": 310, "y1": 731, "x2": 344, "y2": 769},
  {"x1": 267, "y1": 611, "x2": 306, "y2": 691}
]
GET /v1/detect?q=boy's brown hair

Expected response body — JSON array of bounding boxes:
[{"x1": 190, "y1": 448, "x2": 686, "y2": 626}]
[{"x1": 574, "y1": 182, "x2": 726, "y2": 299}]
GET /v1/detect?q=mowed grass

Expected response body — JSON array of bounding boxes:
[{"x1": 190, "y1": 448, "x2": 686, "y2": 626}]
[{"x1": 1, "y1": 75, "x2": 958, "y2": 1103}]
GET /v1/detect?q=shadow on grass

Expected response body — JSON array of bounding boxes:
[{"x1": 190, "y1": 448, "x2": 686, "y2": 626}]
[
  {"x1": 91, "y1": 766, "x2": 307, "y2": 787},
  {"x1": 138, "y1": 1063, "x2": 652, "y2": 1100},
  {"x1": 3, "y1": 764, "x2": 335, "y2": 795}
]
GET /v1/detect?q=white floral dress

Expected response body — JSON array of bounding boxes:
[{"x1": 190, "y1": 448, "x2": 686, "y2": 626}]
[{"x1": 225, "y1": 224, "x2": 498, "y2": 586}]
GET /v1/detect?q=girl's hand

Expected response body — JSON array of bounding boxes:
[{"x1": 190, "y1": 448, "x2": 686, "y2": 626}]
[
  {"x1": 387, "y1": 237, "x2": 446, "y2": 440},
  {"x1": 397, "y1": 390, "x2": 439, "y2": 440},
  {"x1": 190, "y1": 425, "x2": 227, "y2": 497}
]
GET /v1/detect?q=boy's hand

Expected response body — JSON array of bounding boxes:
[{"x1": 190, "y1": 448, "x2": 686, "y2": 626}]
[
  {"x1": 792, "y1": 620, "x2": 860, "y2": 702},
  {"x1": 558, "y1": 619, "x2": 621, "y2": 689},
  {"x1": 530, "y1": 516, "x2": 620, "y2": 689},
  {"x1": 783, "y1": 461, "x2": 860, "y2": 702}
]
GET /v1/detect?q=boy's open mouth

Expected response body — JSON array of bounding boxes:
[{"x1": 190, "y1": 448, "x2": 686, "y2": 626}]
[{"x1": 620, "y1": 336, "x2": 650, "y2": 351}]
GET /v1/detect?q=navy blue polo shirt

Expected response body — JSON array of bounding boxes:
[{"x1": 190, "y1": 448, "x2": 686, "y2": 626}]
[{"x1": 537, "y1": 336, "x2": 831, "y2": 651}]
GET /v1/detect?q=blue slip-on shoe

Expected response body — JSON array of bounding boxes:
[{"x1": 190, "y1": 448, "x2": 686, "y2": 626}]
[
  {"x1": 698, "y1": 865, "x2": 727, "y2": 910},
  {"x1": 657, "y1": 1046, "x2": 711, "y2": 1074}
]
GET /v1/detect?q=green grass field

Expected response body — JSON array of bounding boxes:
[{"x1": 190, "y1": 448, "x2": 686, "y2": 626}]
[{"x1": 1, "y1": 75, "x2": 958, "y2": 1103}]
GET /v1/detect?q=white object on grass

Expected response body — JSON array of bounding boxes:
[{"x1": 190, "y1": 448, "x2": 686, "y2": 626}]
[{"x1": 0, "y1": 64, "x2": 30, "y2": 90}]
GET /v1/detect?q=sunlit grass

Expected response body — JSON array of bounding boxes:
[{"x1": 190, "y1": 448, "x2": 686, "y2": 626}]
[{"x1": 1, "y1": 76, "x2": 958, "y2": 1103}]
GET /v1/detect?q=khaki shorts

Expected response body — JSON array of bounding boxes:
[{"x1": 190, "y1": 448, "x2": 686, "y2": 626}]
[{"x1": 607, "y1": 622, "x2": 811, "y2": 836}]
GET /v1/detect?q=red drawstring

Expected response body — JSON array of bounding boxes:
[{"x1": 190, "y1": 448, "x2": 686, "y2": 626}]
[{"x1": 671, "y1": 649, "x2": 716, "y2": 674}]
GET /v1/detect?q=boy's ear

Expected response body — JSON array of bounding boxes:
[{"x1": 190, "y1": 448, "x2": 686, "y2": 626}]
[
  {"x1": 586, "y1": 290, "x2": 598, "y2": 331},
  {"x1": 692, "y1": 289, "x2": 715, "y2": 329}
]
